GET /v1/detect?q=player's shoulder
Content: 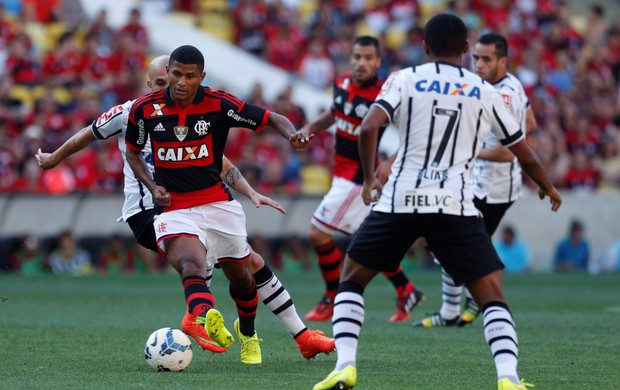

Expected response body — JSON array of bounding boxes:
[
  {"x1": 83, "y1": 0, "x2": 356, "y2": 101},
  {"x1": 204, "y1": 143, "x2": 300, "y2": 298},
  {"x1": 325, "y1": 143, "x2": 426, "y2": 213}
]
[
  {"x1": 204, "y1": 86, "x2": 245, "y2": 109},
  {"x1": 335, "y1": 71, "x2": 353, "y2": 85},
  {"x1": 133, "y1": 89, "x2": 165, "y2": 109}
]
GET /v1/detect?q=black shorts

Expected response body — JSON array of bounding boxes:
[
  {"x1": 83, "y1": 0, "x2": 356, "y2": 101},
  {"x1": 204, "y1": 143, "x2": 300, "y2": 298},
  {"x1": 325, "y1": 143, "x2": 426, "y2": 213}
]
[
  {"x1": 473, "y1": 197, "x2": 513, "y2": 236},
  {"x1": 126, "y1": 207, "x2": 162, "y2": 253},
  {"x1": 347, "y1": 211, "x2": 504, "y2": 285}
]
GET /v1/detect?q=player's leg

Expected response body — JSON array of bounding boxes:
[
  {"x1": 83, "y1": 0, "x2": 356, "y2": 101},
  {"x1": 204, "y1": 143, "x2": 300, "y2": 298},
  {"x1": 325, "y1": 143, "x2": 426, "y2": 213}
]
[
  {"x1": 130, "y1": 208, "x2": 222, "y2": 347},
  {"x1": 307, "y1": 178, "x2": 366, "y2": 322},
  {"x1": 456, "y1": 198, "x2": 514, "y2": 327},
  {"x1": 247, "y1": 249, "x2": 335, "y2": 359},
  {"x1": 314, "y1": 212, "x2": 420, "y2": 390},
  {"x1": 467, "y1": 271, "x2": 525, "y2": 388},
  {"x1": 306, "y1": 224, "x2": 339, "y2": 321},
  {"x1": 427, "y1": 215, "x2": 524, "y2": 388},
  {"x1": 206, "y1": 201, "x2": 261, "y2": 363},
  {"x1": 383, "y1": 265, "x2": 426, "y2": 322},
  {"x1": 412, "y1": 265, "x2": 461, "y2": 327},
  {"x1": 158, "y1": 226, "x2": 228, "y2": 354}
]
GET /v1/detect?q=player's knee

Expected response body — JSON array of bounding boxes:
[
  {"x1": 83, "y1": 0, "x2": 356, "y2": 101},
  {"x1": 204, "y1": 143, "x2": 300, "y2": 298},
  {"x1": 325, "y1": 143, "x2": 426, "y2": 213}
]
[
  {"x1": 247, "y1": 250, "x2": 265, "y2": 274},
  {"x1": 308, "y1": 225, "x2": 330, "y2": 246},
  {"x1": 221, "y1": 263, "x2": 253, "y2": 288}
]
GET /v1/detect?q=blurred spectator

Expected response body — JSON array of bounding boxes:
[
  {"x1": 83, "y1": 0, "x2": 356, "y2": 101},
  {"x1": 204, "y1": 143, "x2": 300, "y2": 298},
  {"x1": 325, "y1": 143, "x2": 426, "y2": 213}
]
[
  {"x1": 48, "y1": 230, "x2": 93, "y2": 276},
  {"x1": 41, "y1": 31, "x2": 82, "y2": 87},
  {"x1": 98, "y1": 234, "x2": 134, "y2": 275},
  {"x1": 235, "y1": 6, "x2": 267, "y2": 57},
  {"x1": 553, "y1": 220, "x2": 590, "y2": 272},
  {"x1": 494, "y1": 225, "x2": 529, "y2": 273},
  {"x1": 118, "y1": 8, "x2": 149, "y2": 48},
  {"x1": 583, "y1": 4, "x2": 607, "y2": 47},
  {"x1": 22, "y1": 0, "x2": 60, "y2": 23},
  {"x1": 563, "y1": 148, "x2": 598, "y2": 192},
  {"x1": 397, "y1": 26, "x2": 425, "y2": 68},
  {"x1": 132, "y1": 242, "x2": 163, "y2": 273},
  {"x1": 9, "y1": 234, "x2": 46, "y2": 275},
  {"x1": 271, "y1": 84, "x2": 306, "y2": 129},
  {"x1": 265, "y1": 22, "x2": 302, "y2": 72},
  {"x1": 86, "y1": 9, "x2": 116, "y2": 54},
  {"x1": 597, "y1": 240, "x2": 620, "y2": 273},
  {"x1": 280, "y1": 236, "x2": 313, "y2": 273}
]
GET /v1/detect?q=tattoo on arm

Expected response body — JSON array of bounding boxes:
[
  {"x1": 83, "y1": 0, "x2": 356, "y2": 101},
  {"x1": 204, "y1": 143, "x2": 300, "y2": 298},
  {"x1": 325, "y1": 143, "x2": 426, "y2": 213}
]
[{"x1": 223, "y1": 166, "x2": 242, "y2": 189}]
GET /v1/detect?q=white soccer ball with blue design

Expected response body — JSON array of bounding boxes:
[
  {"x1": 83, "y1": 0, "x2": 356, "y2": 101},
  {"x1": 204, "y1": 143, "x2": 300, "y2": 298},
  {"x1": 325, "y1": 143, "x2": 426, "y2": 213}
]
[{"x1": 144, "y1": 327, "x2": 193, "y2": 372}]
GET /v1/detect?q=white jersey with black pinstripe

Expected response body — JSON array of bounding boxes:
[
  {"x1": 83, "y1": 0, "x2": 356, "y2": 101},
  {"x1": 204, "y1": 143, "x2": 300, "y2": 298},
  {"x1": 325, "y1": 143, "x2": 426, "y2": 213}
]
[
  {"x1": 471, "y1": 72, "x2": 529, "y2": 203},
  {"x1": 372, "y1": 62, "x2": 524, "y2": 216},
  {"x1": 90, "y1": 99, "x2": 155, "y2": 222}
]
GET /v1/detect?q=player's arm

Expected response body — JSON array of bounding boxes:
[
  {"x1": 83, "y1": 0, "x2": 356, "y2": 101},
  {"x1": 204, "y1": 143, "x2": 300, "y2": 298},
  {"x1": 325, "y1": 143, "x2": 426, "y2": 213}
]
[
  {"x1": 36, "y1": 126, "x2": 97, "y2": 169},
  {"x1": 358, "y1": 106, "x2": 387, "y2": 204},
  {"x1": 221, "y1": 156, "x2": 286, "y2": 214},
  {"x1": 299, "y1": 109, "x2": 336, "y2": 135},
  {"x1": 266, "y1": 111, "x2": 314, "y2": 149},
  {"x1": 479, "y1": 98, "x2": 538, "y2": 163},
  {"x1": 477, "y1": 146, "x2": 515, "y2": 163},
  {"x1": 126, "y1": 147, "x2": 171, "y2": 207},
  {"x1": 525, "y1": 106, "x2": 537, "y2": 134},
  {"x1": 375, "y1": 153, "x2": 397, "y2": 185},
  {"x1": 508, "y1": 140, "x2": 561, "y2": 211}
]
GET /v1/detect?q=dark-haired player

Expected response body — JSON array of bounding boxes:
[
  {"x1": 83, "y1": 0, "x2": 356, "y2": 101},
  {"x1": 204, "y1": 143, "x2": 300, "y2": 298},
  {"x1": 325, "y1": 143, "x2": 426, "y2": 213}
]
[
  {"x1": 313, "y1": 14, "x2": 561, "y2": 390},
  {"x1": 36, "y1": 55, "x2": 335, "y2": 361},
  {"x1": 300, "y1": 35, "x2": 424, "y2": 323},
  {"x1": 124, "y1": 45, "x2": 313, "y2": 364},
  {"x1": 413, "y1": 32, "x2": 538, "y2": 328}
]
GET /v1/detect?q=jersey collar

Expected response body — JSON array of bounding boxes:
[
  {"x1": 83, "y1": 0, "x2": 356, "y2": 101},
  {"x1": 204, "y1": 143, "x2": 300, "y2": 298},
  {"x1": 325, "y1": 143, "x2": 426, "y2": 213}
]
[{"x1": 492, "y1": 74, "x2": 510, "y2": 85}]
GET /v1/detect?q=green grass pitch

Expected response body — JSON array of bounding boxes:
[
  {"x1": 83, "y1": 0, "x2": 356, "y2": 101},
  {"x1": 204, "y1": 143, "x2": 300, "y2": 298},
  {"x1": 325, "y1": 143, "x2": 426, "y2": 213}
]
[{"x1": 1, "y1": 271, "x2": 619, "y2": 389}]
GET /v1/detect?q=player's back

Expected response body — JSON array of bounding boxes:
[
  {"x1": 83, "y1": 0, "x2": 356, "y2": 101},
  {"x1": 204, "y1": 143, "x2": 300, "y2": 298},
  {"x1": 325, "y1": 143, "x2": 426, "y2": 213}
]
[{"x1": 374, "y1": 62, "x2": 522, "y2": 216}]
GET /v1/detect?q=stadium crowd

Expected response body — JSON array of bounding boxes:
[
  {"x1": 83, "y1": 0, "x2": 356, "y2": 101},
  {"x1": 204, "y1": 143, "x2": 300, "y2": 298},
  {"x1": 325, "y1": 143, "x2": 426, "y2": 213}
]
[{"x1": 0, "y1": 0, "x2": 619, "y2": 196}]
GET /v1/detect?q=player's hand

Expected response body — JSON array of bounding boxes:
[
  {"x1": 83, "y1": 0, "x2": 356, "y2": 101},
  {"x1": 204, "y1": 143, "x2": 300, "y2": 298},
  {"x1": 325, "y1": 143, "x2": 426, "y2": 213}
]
[
  {"x1": 375, "y1": 160, "x2": 392, "y2": 185},
  {"x1": 361, "y1": 177, "x2": 383, "y2": 205},
  {"x1": 249, "y1": 191, "x2": 287, "y2": 214},
  {"x1": 35, "y1": 148, "x2": 57, "y2": 170},
  {"x1": 289, "y1": 131, "x2": 314, "y2": 150},
  {"x1": 538, "y1": 186, "x2": 562, "y2": 212},
  {"x1": 152, "y1": 186, "x2": 172, "y2": 207}
]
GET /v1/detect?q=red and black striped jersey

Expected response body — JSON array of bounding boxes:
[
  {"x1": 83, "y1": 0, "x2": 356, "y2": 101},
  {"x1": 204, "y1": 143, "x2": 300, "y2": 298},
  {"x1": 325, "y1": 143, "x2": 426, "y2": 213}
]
[
  {"x1": 125, "y1": 86, "x2": 270, "y2": 211},
  {"x1": 330, "y1": 71, "x2": 385, "y2": 184}
]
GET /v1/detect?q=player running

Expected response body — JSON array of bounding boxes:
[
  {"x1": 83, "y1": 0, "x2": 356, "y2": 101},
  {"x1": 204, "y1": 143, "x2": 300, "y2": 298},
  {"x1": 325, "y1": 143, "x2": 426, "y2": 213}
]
[
  {"x1": 413, "y1": 32, "x2": 539, "y2": 328},
  {"x1": 313, "y1": 14, "x2": 561, "y2": 390},
  {"x1": 36, "y1": 54, "x2": 334, "y2": 362},
  {"x1": 300, "y1": 36, "x2": 424, "y2": 323}
]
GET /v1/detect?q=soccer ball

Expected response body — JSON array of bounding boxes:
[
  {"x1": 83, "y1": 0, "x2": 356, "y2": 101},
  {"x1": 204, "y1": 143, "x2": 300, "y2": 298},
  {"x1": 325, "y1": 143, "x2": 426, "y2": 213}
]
[{"x1": 144, "y1": 327, "x2": 193, "y2": 372}]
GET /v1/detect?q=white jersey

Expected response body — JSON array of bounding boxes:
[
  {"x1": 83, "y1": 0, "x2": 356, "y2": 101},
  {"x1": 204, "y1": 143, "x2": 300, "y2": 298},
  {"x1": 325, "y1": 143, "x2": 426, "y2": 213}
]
[
  {"x1": 471, "y1": 73, "x2": 529, "y2": 203},
  {"x1": 91, "y1": 100, "x2": 155, "y2": 222},
  {"x1": 372, "y1": 62, "x2": 524, "y2": 216}
]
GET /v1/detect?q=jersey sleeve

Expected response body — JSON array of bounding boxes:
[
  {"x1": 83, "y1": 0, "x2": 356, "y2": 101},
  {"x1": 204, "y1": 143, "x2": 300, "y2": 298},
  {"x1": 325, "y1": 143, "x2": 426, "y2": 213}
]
[
  {"x1": 91, "y1": 100, "x2": 132, "y2": 140},
  {"x1": 124, "y1": 100, "x2": 147, "y2": 151},
  {"x1": 218, "y1": 90, "x2": 270, "y2": 132},
  {"x1": 372, "y1": 70, "x2": 403, "y2": 123},
  {"x1": 488, "y1": 89, "x2": 524, "y2": 147}
]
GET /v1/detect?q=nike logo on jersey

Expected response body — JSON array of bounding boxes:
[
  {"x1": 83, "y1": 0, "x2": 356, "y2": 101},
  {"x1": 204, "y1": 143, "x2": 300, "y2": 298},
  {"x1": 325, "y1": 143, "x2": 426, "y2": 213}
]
[{"x1": 415, "y1": 80, "x2": 481, "y2": 100}]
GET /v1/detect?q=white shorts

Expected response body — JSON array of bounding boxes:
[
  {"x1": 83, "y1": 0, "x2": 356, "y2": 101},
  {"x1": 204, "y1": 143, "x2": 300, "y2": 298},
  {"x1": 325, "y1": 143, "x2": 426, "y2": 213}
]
[
  {"x1": 311, "y1": 177, "x2": 371, "y2": 236},
  {"x1": 154, "y1": 200, "x2": 250, "y2": 267}
]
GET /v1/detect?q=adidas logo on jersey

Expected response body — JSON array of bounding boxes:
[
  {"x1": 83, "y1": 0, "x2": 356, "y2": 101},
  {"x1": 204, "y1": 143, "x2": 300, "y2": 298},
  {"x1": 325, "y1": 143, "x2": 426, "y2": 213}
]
[{"x1": 154, "y1": 123, "x2": 166, "y2": 132}]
